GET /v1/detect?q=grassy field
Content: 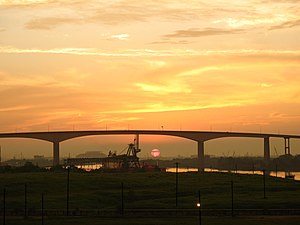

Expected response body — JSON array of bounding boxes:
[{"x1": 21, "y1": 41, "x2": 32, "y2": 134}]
[
  {"x1": 3, "y1": 216, "x2": 300, "y2": 225},
  {"x1": 1, "y1": 170, "x2": 300, "y2": 224}
]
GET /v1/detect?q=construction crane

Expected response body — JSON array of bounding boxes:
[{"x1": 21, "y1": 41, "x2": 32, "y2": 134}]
[
  {"x1": 105, "y1": 136, "x2": 141, "y2": 169},
  {"x1": 65, "y1": 135, "x2": 142, "y2": 170}
]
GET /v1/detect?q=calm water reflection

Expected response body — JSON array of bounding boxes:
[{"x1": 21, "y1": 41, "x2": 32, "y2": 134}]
[
  {"x1": 166, "y1": 167, "x2": 300, "y2": 181},
  {"x1": 75, "y1": 164, "x2": 300, "y2": 181}
]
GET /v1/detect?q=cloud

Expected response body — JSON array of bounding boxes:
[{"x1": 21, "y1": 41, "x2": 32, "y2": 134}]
[
  {"x1": 96, "y1": 116, "x2": 141, "y2": 124},
  {"x1": 2, "y1": 45, "x2": 300, "y2": 58},
  {"x1": 104, "y1": 102, "x2": 242, "y2": 114},
  {"x1": 213, "y1": 16, "x2": 290, "y2": 28},
  {"x1": 3, "y1": 0, "x2": 300, "y2": 33},
  {"x1": 260, "y1": 83, "x2": 272, "y2": 88},
  {"x1": 0, "y1": 82, "x2": 97, "y2": 131},
  {"x1": 16, "y1": 1, "x2": 223, "y2": 30},
  {"x1": 0, "y1": 0, "x2": 85, "y2": 8},
  {"x1": 269, "y1": 19, "x2": 300, "y2": 30},
  {"x1": 150, "y1": 40, "x2": 191, "y2": 45},
  {"x1": 1, "y1": 52, "x2": 300, "y2": 132},
  {"x1": 25, "y1": 17, "x2": 79, "y2": 29},
  {"x1": 21, "y1": 7, "x2": 141, "y2": 29},
  {"x1": 0, "y1": 70, "x2": 83, "y2": 89},
  {"x1": 135, "y1": 81, "x2": 192, "y2": 95},
  {"x1": 163, "y1": 28, "x2": 244, "y2": 39},
  {"x1": 0, "y1": 105, "x2": 35, "y2": 112},
  {"x1": 0, "y1": 0, "x2": 49, "y2": 7},
  {"x1": 258, "y1": 0, "x2": 300, "y2": 4},
  {"x1": 177, "y1": 66, "x2": 220, "y2": 77},
  {"x1": 110, "y1": 34, "x2": 130, "y2": 41},
  {"x1": 85, "y1": 0, "x2": 214, "y2": 26},
  {"x1": 19, "y1": 1, "x2": 193, "y2": 29},
  {"x1": 145, "y1": 60, "x2": 166, "y2": 68},
  {"x1": 269, "y1": 111, "x2": 300, "y2": 122}
]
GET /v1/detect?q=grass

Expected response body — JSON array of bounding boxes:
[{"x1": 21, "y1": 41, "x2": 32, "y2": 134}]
[
  {"x1": 1, "y1": 170, "x2": 300, "y2": 224},
  {"x1": 3, "y1": 216, "x2": 300, "y2": 225},
  {"x1": 1, "y1": 171, "x2": 300, "y2": 210}
]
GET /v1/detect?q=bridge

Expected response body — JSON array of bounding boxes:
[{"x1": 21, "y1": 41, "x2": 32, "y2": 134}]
[{"x1": 0, "y1": 130, "x2": 300, "y2": 170}]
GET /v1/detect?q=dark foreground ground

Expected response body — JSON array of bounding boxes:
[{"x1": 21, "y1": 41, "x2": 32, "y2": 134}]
[
  {"x1": 3, "y1": 216, "x2": 300, "y2": 225},
  {"x1": 1, "y1": 170, "x2": 300, "y2": 224}
]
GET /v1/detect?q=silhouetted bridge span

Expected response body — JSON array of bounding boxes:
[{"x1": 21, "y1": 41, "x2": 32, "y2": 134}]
[{"x1": 0, "y1": 130, "x2": 300, "y2": 170}]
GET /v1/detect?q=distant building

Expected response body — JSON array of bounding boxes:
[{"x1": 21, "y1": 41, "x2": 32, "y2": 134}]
[{"x1": 34, "y1": 155, "x2": 45, "y2": 159}]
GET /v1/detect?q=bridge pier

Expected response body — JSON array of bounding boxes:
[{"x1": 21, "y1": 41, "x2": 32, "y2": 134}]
[
  {"x1": 197, "y1": 141, "x2": 205, "y2": 172},
  {"x1": 53, "y1": 141, "x2": 60, "y2": 166},
  {"x1": 284, "y1": 137, "x2": 290, "y2": 155},
  {"x1": 135, "y1": 134, "x2": 140, "y2": 151},
  {"x1": 264, "y1": 137, "x2": 270, "y2": 170}
]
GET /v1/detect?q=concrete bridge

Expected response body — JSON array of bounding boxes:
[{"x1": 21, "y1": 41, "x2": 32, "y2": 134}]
[{"x1": 0, "y1": 130, "x2": 300, "y2": 170}]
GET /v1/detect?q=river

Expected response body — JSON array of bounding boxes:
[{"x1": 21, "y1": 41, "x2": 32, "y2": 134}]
[
  {"x1": 75, "y1": 163, "x2": 300, "y2": 181},
  {"x1": 166, "y1": 167, "x2": 300, "y2": 181}
]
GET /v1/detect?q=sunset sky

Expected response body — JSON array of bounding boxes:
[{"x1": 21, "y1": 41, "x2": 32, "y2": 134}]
[{"x1": 0, "y1": 0, "x2": 300, "y2": 159}]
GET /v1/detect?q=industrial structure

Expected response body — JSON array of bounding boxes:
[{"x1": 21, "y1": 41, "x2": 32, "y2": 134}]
[{"x1": 64, "y1": 137, "x2": 141, "y2": 170}]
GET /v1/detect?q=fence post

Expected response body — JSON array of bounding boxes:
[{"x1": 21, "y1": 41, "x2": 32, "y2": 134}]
[
  {"x1": 3, "y1": 188, "x2": 6, "y2": 225},
  {"x1": 41, "y1": 193, "x2": 44, "y2": 225},
  {"x1": 175, "y1": 162, "x2": 179, "y2": 208},
  {"x1": 231, "y1": 180, "x2": 234, "y2": 217},
  {"x1": 67, "y1": 166, "x2": 70, "y2": 216},
  {"x1": 121, "y1": 182, "x2": 124, "y2": 216},
  {"x1": 24, "y1": 183, "x2": 27, "y2": 219}
]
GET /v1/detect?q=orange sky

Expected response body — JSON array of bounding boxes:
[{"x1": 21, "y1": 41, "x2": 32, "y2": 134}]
[{"x1": 0, "y1": 0, "x2": 300, "y2": 159}]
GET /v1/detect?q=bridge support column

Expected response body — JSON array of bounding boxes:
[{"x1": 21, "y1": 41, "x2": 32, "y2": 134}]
[
  {"x1": 264, "y1": 137, "x2": 270, "y2": 171},
  {"x1": 284, "y1": 137, "x2": 290, "y2": 155},
  {"x1": 197, "y1": 141, "x2": 205, "y2": 172},
  {"x1": 53, "y1": 141, "x2": 60, "y2": 166},
  {"x1": 135, "y1": 134, "x2": 140, "y2": 150}
]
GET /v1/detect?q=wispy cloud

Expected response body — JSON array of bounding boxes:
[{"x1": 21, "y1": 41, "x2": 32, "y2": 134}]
[
  {"x1": 0, "y1": 0, "x2": 86, "y2": 8},
  {"x1": 177, "y1": 66, "x2": 220, "y2": 77},
  {"x1": 257, "y1": 0, "x2": 300, "y2": 4},
  {"x1": 96, "y1": 116, "x2": 141, "y2": 124},
  {"x1": 269, "y1": 19, "x2": 300, "y2": 30},
  {"x1": 0, "y1": 70, "x2": 84, "y2": 88},
  {"x1": 110, "y1": 33, "x2": 130, "y2": 41},
  {"x1": 135, "y1": 81, "x2": 192, "y2": 95},
  {"x1": 17, "y1": 1, "x2": 209, "y2": 30},
  {"x1": 213, "y1": 15, "x2": 290, "y2": 28},
  {"x1": 0, "y1": 0, "x2": 49, "y2": 6},
  {"x1": 25, "y1": 17, "x2": 78, "y2": 30},
  {"x1": 0, "y1": 105, "x2": 35, "y2": 112},
  {"x1": 163, "y1": 28, "x2": 244, "y2": 38},
  {"x1": 150, "y1": 40, "x2": 191, "y2": 45},
  {"x1": 104, "y1": 102, "x2": 242, "y2": 114},
  {"x1": 1, "y1": 46, "x2": 300, "y2": 57}
]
